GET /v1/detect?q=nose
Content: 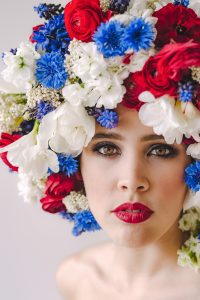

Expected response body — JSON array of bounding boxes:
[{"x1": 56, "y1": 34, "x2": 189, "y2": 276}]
[{"x1": 117, "y1": 157, "x2": 150, "y2": 194}]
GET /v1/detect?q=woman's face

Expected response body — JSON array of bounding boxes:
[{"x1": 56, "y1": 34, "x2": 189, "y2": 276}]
[{"x1": 80, "y1": 104, "x2": 191, "y2": 248}]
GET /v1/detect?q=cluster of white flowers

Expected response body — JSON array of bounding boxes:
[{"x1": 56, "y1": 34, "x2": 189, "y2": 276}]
[
  {"x1": 63, "y1": 191, "x2": 89, "y2": 213},
  {"x1": 177, "y1": 235, "x2": 200, "y2": 272},
  {"x1": 63, "y1": 41, "x2": 129, "y2": 109},
  {"x1": 1, "y1": 41, "x2": 40, "y2": 93},
  {"x1": 138, "y1": 91, "x2": 200, "y2": 145},
  {"x1": 18, "y1": 171, "x2": 46, "y2": 203},
  {"x1": 183, "y1": 190, "x2": 200, "y2": 211},
  {"x1": 179, "y1": 207, "x2": 200, "y2": 232},
  {"x1": 0, "y1": 93, "x2": 27, "y2": 134}
]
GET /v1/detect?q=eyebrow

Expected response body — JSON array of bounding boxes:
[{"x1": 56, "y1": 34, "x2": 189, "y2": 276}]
[{"x1": 92, "y1": 132, "x2": 165, "y2": 141}]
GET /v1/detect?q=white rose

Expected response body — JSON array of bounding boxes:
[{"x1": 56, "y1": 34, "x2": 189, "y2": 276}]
[{"x1": 38, "y1": 102, "x2": 95, "y2": 156}]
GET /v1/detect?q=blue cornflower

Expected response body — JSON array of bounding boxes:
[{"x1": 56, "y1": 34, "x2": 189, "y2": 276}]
[
  {"x1": 33, "y1": 14, "x2": 71, "y2": 54},
  {"x1": 179, "y1": 83, "x2": 193, "y2": 102},
  {"x1": 57, "y1": 154, "x2": 78, "y2": 177},
  {"x1": 123, "y1": 18, "x2": 155, "y2": 52},
  {"x1": 173, "y1": 0, "x2": 189, "y2": 7},
  {"x1": 97, "y1": 109, "x2": 119, "y2": 129},
  {"x1": 35, "y1": 52, "x2": 67, "y2": 90},
  {"x1": 72, "y1": 210, "x2": 101, "y2": 236},
  {"x1": 184, "y1": 161, "x2": 200, "y2": 192},
  {"x1": 36, "y1": 101, "x2": 55, "y2": 121},
  {"x1": 197, "y1": 234, "x2": 200, "y2": 241},
  {"x1": 59, "y1": 211, "x2": 74, "y2": 222},
  {"x1": 93, "y1": 21, "x2": 128, "y2": 58}
]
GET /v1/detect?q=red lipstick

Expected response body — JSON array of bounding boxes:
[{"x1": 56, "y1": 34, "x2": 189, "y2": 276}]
[{"x1": 111, "y1": 202, "x2": 153, "y2": 224}]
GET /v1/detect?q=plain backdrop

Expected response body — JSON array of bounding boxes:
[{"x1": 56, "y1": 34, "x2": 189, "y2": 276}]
[{"x1": 0, "y1": 1, "x2": 108, "y2": 299}]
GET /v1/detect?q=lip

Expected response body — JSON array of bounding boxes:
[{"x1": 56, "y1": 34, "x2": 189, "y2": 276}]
[{"x1": 111, "y1": 202, "x2": 154, "y2": 224}]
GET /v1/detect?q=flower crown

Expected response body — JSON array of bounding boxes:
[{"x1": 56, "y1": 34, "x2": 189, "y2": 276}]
[{"x1": 1, "y1": 0, "x2": 200, "y2": 270}]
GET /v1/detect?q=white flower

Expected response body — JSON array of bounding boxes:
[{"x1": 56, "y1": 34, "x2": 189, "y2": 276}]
[
  {"x1": 138, "y1": 92, "x2": 185, "y2": 144},
  {"x1": 177, "y1": 235, "x2": 200, "y2": 272},
  {"x1": 180, "y1": 102, "x2": 200, "y2": 143},
  {"x1": 70, "y1": 42, "x2": 107, "y2": 82},
  {"x1": 186, "y1": 143, "x2": 200, "y2": 160},
  {"x1": 63, "y1": 191, "x2": 89, "y2": 213},
  {"x1": 92, "y1": 74, "x2": 126, "y2": 109},
  {"x1": 183, "y1": 190, "x2": 200, "y2": 211},
  {"x1": 64, "y1": 41, "x2": 129, "y2": 109},
  {"x1": 139, "y1": 91, "x2": 200, "y2": 144},
  {"x1": 20, "y1": 144, "x2": 59, "y2": 179},
  {"x1": 18, "y1": 172, "x2": 46, "y2": 203},
  {"x1": 127, "y1": 48, "x2": 156, "y2": 73},
  {"x1": 38, "y1": 101, "x2": 95, "y2": 156},
  {"x1": 1, "y1": 41, "x2": 40, "y2": 92},
  {"x1": 0, "y1": 129, "x2": 59, "y2": 179},
  {"x1": 179, "y1": 207, "x2": 200, "y2": 232}
]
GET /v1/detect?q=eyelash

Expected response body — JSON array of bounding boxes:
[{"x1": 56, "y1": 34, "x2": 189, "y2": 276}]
[{"x1": 92, "y1": 142, "x2": 178, "y2": 159}]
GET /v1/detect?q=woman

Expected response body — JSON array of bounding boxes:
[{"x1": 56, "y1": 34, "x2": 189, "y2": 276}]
[
  {"x1": 0, "y1": 0, "x2": 200, "y2": 298},
  {"x1": 56, "y1": 104, "x2": 199, "y2": 299}
]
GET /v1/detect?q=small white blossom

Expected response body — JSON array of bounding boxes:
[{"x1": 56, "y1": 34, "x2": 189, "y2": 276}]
[
  {"x1": 18, "y1": 171, "x2": 46, "y2": 203},
  {"x1": 1, "y1": 41, "x2": 40, "y2": 92},
  {"x1": 179, "y1": 207, "x2": 200, "y2": 232},
  {"x1": 63, "y1": 191, "x2": 89, "y2": 213},
  {"x1": 63, "y1": 41, "x2": 129, "y2": 109},
  {"x1": 186, "y1": 143, "x2": 200, "y2": 160},
  {"x1": 177, "y1": 235, "x2": 200, "y2": 272}
]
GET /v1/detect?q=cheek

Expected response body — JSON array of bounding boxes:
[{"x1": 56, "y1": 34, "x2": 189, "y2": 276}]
[{"x1": 153, "y1": 162, "x2": 188, "y2": 212}]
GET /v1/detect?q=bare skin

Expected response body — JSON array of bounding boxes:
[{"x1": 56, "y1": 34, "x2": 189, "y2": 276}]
[
  {"x1": 56, "y1": 106, "x2": 200, "y2": 299},
  {"x1": 56, "y1": 241, "x2": 200, "y2": 300}
]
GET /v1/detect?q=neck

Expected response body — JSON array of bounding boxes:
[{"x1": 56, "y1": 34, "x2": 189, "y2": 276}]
[{"x1": 109, "y1": 222, "x2": 186, "y2": 285}]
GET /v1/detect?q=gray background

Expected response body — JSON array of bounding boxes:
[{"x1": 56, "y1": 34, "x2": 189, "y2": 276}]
[{"x1": 0, "y1": 1, "x2": 108, "y2": 299}]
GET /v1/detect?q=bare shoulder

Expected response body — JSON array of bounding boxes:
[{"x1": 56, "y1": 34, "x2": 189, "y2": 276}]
[{"x1": 56, "y1": 241, "x2": 112, "y2": 299}]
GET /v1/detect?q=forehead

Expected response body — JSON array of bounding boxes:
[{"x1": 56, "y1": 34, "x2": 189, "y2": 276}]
[{"x1": 95, "y1": 104, "x2": 156, "y2": 140}]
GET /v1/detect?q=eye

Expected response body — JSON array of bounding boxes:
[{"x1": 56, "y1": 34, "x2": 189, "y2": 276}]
[
  {"x1": 92, "y1": 142, "x2": 120, "y2": 157},
  {"x1": 148, "y1": 144, "x2": 178, "y2": 158}
]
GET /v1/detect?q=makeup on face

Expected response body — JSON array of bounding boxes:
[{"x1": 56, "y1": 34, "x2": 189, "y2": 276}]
[{"x1": 111, "y1": 202, "x2": 154, "y2": 224}]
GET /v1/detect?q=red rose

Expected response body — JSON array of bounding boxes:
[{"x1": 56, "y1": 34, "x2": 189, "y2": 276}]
[
  {"x1": 140, "y1": 55, "x2": 177, "y2": 97},
  {"x1": 64, "y1": 0, "x2": 112, "y2": 42},
  {"x1": 40, "y1": 173, "x2": 75, "y2": 213},
  {"x1": 156, "y1": 41, "x2": 200, "y2": 81},
  {"x1": 29, "y1": 25, "x2": 43, "y2": 43},
  {"x1": 153, "y1": 4, "x2": 200, "y2": 48},
  {"x1": 0, "y1": 133, "x2": 22, "y2": 172},
  {"x1": 122, "y1": 72, "x2": 145, "y2": 110}
]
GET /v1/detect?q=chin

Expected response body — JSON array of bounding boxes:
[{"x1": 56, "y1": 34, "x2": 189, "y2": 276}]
[{"x1": 106, "y1": 227, "x2": 155, "y2": 249}]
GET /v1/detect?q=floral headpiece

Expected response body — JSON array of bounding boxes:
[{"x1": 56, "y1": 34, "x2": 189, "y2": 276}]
[{"x1": 0, "y1": 0, "x2": 200, "y2": 270}]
